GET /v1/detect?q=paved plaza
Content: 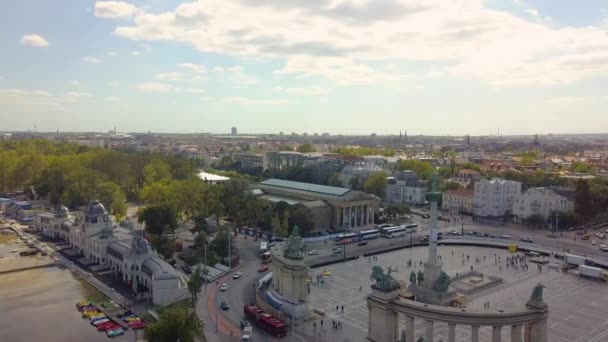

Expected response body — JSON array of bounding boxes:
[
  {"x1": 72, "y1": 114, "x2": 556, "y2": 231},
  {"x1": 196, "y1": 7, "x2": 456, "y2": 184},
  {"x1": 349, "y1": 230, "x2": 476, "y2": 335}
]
[{"x1": 299, "y1": 245, "x2": 608, "y2": 342}]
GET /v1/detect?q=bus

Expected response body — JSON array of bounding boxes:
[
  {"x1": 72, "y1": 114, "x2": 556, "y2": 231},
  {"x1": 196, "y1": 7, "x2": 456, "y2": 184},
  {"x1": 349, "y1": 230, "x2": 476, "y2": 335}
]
[
  {"x1": 358, "y1": 229, "x2": 380, "y2": 240},
  {"x1": 244, "y1": 305, "x2": 288, "y2": 338},
  {"x1": 405, "y1": 224, "x2": 418, "y2": 231},
  {"x1": 335, "y1": 233, "x2": 358, "y2": 245},
  {"x1": 259, "y1": 242, "x2": 268, "y2": 256},
  {"x1": 381, "y1": 225, "x2": 415, "y2": 238}
]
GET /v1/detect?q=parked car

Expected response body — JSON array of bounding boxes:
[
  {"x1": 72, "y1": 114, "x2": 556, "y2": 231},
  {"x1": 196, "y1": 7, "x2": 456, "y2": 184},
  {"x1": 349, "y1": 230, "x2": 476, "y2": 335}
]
[
  {"x1": 307, "y1": 250, "x2": 318, "y2": 255},
  {"x1": 232, "y1": 271, "x2": 243, "y2": 279},
  {"x1": 258, "y1": 266, "x2": 269, "y2": 273},
  {"x1": 220, "y1": 300, "x2": 230, "y2": 310},
  {"x1": 599, "y1": 234, "x2": 606, "y2": 240},
  {"x1": 599, "y1": 244, "x2": 608, "y2": 252},
  {"x1": 520, "y1": 236, "x2": 534, "y2": 243},
  {"x1": 107, "y1": 328, "x2": 125, "y2": 337},
  {"x1": 220, "y1": 283, "x2": 228, "y2": 291},
  {"x1": 582, "y1": 234, "x2": 591, "y2": 240},
  {"x1": 240, "y1": 320, "x2": 251, "y2": 330},
  {"x1": 333, "y1": 247, "x2": 343, "y2": 254},
  {"x1": 181, "y1": 265, "x2": 192, "y2": 274}
]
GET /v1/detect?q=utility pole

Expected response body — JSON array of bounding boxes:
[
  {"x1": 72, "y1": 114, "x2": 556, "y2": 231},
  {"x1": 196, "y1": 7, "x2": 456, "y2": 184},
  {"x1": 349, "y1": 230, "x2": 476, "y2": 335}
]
[
  {"x1": 228, "y1": 225, "x2": 231, "y2": 270},
  {"x1": 204, "y1": 243, "x2": 208, "y2": 294}
]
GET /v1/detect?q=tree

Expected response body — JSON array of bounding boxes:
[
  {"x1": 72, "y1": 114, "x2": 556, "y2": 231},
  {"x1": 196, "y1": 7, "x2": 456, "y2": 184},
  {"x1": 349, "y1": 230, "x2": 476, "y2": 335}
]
[
  {"x1": 138, "y1": 204, "x2": 178, "y2": 235},
  {"x1": 211, "y1": 228, "x2": 237, "y2": 259},
  {"x1": 524, "y1": 214, "x2": 546, "y2": 229},
  {"x1": 97, "y1": 181, "x2": 127, "y2": 222},
  {"x1": 327, "y1": 173, "x2": 342, "y2": 187},
  {"x1": 144, "y1": 306, "x2": 204, "y2": 342},
  {"x1": 188, "y1": 267, "x2": 204, "y2": 306},
  {"x1": 297, "y1": 143, "x2": 316, "y2": 153},
  {"x1": 144, "y1": 158, "x2": 172, "y2": 184},
  {"x1": 289, "y1": 206, "x2": 314, "y2": 235},
  {"x1": 396, "y1": 160, "x2": 434, "y2": 180},
  {"x1": 439, "y1": 181, "x2": 461, "y2": 192},
  {"x1": 575, "y1": 179, "x2": 593, "y2": 222},
  {"x1": 364, "y1": 171, "x2": 387, "y2": 198}
]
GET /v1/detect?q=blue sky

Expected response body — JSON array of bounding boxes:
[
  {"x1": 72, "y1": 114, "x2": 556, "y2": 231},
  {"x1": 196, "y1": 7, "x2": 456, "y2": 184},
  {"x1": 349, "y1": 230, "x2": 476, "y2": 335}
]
[{"x1": 1, "y1": 0, "x2": 608, "y2": 135}]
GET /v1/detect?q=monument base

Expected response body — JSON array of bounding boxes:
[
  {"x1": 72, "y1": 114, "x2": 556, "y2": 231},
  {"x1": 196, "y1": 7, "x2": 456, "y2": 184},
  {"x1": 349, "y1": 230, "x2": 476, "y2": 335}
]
[{"x1": 408, "y1": 284, "x2": 456, "y2": 306}]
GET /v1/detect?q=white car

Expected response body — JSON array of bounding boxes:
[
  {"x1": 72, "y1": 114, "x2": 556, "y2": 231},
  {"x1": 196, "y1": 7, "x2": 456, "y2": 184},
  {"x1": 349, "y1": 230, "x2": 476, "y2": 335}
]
[
  {"x1": 220, "y1": 283, "x2": 228, "y2": 291},
  {"x1": 599, "y1": 244, "x2": 608, "y2": 252},
  {"x1": 307, "y1": 250, "x2": 318, "y2": 255},
  {"x1": 232, "y1": 271, "x2": 243, "y2": 279},
  {"x1": 592, "y1": 239, "x2": 598, "y2": 245}
]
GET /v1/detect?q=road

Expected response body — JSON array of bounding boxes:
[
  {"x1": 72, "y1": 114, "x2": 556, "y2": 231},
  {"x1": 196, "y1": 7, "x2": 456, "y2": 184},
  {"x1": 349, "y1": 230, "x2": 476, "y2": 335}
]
[{"x1": 207, "y1": 216, "x2": 608, "y2": 342}]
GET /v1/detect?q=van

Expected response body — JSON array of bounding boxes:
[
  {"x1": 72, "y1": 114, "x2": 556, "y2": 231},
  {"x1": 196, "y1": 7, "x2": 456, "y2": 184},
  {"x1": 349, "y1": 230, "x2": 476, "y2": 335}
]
[{"x1": 500, "y1": 235, "x2": 511, "y2": 240}]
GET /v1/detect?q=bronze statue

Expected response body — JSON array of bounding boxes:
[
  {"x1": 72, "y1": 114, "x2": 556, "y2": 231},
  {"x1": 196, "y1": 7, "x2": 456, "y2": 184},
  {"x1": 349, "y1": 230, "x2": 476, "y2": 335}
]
[
  {"x1": 283, "y1": 225, "x2": 305, "y2": 259},
  {"x1": 370, "y1": 266, "x2": 400, "y2": 291}
]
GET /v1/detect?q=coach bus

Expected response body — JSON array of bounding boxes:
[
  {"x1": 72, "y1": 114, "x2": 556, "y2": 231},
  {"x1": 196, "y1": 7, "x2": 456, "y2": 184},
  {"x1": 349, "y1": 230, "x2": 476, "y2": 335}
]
[
  {"x1": 335, "y1": 233, "x2": 358, "y2": 244},
  {"x1": 259, "y1": 242, "x2": 268, "y2": 256},
  {"x1": 358, "y1": 229, "x2": 380, "y2": 240}
]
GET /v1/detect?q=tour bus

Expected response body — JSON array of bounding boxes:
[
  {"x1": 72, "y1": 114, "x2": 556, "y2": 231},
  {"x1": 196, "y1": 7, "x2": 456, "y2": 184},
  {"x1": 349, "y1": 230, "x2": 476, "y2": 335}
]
[
  {"x1": 358, "y1": 229, "x2": 380, "y2": 240},
  {"x1": 382, "y1": 226, "x2": 408, "y2": 238},
  {"x1": 335, "y1": 233, "x2": 358, "y2": 245},
  {"x1": 259, "y1": 242, "x2": 268, "y2": 256}
]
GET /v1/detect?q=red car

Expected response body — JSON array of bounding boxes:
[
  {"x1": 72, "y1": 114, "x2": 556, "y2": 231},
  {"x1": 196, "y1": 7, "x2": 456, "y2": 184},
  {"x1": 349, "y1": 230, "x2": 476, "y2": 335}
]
[
  {"x1": 258, "y1": 266, "x2": 269, "y2": 273},
  {"x1": 97, "y1": 322, "x2": 120, "y2": 332},
  {"x1": 130, "y1": 321, "x2": 147, "y2": 330}
]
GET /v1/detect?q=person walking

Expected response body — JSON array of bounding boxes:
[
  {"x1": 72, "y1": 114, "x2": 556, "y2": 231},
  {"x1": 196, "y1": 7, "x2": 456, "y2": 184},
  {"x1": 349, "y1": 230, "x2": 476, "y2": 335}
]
[{"x1": 341, "y1": 305, "x2": 344, "y2": 313}]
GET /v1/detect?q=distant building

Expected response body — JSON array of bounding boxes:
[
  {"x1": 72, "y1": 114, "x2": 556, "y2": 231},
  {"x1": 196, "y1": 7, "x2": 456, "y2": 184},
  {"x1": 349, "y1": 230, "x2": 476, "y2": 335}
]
[
  {"x1": 454, "y1": 169, "x2": 481, "y2": 186},
  {"x1": 253, "y1": 179, "x2": 380, "y2": 232},
  {"x1": 386, "y1": 171, "x2": 427, "y2": 205},
  {"x1": 362, "y1": 155, "x2": 386, "y2": 166},
  {"x1": 232, "y1": 152, "x2": 265, "y2": 171},
  {"x1": 473, "y1": 178, "x2": 521, "y2": 218},
  {"x1": 442, "y1": 188, "x2": 474, "y2": 214},
  {"x1": 338, "y1": 164, "x2": 384, "y2": 189},
  {"x1": 513, "y1": 187, "x2": 574, "y2": 221},
  {"x1": 231, "y1": 127, "x2": 237, "y2": 136}
]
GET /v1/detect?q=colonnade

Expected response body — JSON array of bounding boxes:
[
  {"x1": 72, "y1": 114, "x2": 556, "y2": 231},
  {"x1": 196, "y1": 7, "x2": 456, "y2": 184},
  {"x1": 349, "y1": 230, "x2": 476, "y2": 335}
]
[
  {"x1": 367, "y1": 289, "x2": 548, "y2": 342},
  {"x1": 335, "y1": 203, "x2": 375, "y2": 229}
]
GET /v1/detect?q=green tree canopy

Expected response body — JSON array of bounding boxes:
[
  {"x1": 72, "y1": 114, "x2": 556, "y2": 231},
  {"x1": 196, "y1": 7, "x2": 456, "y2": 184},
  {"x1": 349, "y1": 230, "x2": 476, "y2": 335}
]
[
  {"x1": 396, "y1": 160, "x2": 434, "y2": 180},
  {"x1": 575, "y1": 179, "x2": 593, "y2": 221},
  {"x1": 144, "y1": 306, "x2": 203, "y2": 342},
  {"x1": 297, "y1": 143, "x2": 316, "y2": 153},
  {"x1": 138, "y1": 204, "x2": 178, "y2": 235},
  {"x1": 364, "y1": 171, "x2": 387, "y2": 198}
]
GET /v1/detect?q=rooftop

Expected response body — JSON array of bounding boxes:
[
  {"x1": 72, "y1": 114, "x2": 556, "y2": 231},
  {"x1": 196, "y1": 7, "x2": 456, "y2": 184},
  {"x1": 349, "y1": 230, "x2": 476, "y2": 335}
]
[{"x1": 260, "y1": 178, "x2": 350, "y2": 196}]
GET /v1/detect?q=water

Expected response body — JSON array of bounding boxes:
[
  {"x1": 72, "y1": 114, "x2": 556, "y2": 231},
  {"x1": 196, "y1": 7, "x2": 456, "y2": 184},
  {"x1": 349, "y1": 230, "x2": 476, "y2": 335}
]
[{"x1": 0, "y1": 267, "x2": 137, "y2": 342}]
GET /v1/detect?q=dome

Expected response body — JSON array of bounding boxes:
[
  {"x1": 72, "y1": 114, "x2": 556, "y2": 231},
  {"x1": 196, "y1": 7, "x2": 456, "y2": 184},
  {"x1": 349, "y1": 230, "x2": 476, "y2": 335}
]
[
  {"x1": 61, "y1": 220, "x2": 73, "y2": 232},
  {"x1": 55, "y1": 204, "x2": 69, "y2": 217},
  {"x1": 86, "y1": 200, "x2": 107, "y2": 217}
]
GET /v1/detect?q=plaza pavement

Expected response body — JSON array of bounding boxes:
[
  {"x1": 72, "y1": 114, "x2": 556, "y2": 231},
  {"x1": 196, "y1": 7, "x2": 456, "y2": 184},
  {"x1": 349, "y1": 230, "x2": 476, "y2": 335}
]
[{"x1": 301, "y1": 244, "x2": 608, "y2": 342}]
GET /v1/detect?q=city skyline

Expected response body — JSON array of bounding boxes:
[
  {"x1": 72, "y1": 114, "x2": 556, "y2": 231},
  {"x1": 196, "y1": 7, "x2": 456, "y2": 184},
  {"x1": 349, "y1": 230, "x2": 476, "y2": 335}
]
[{"x1": 2, "y1": 0, "x2": 608, "y2": 134}]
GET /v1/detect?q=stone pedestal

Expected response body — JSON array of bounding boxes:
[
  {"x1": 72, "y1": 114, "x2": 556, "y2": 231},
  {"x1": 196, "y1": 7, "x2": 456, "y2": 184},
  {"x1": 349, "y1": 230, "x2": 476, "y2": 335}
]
[{"x1": 367, "y1": 287, "x2": 400, "y2": 342}]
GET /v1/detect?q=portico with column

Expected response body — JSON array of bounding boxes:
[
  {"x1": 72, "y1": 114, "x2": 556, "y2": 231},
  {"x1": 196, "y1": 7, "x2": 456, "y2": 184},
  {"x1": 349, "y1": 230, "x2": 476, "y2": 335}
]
[
  {"x1": 334, "y1": 201, "x2": 378, "y2": 230},
  {"x1": 366, "y1": 287, "x2": 549, "y2": 342}
]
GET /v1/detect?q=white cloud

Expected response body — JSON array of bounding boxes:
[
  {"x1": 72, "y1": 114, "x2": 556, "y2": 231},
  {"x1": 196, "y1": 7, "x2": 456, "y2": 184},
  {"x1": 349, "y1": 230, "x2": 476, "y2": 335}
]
[
  {"x1": 177, "y1": 63, "x2": 205, "y2": 73},
  {"x1": 131, "y1": 50, "x2": 141, "y2": 56},
  {"x1": 107, "y1": 51, "x2": 119, "y2": 57},
  {"x1": 0, "y1": 88, "x2": 90, "y2": 107},
  {"x1": 70, "y1": 80, "x2": 81, "y2": 86},
  {"x1": 108, "y1": 81, "x2": 121, "y2": 87},
  {"x1": 525, "y1": 8, "x2": 539, "y2": 17},
  {"x1": 20, "y1": 34, "x2": 50, "y2": 47},
  {"x1": 221, "y1": 97, "x2": 287, "y2": 105},
  {"x1": 95, "y1": 1, "x2": 139, "y2": 18},
  {"x1": 105, "y1": 0, "x2": 608, "y2": 87},
  {"x1": 137, "y1": 82, "x2": 172, "y2": 92},
  {"x1": 179, "y1": 88, "x2": 205, "y2": 94},
  {"x1": 154, "y1": 71, "x2": 204, "y2": 82},
  {"x1": 274, "y1": 86, "x2": 328, "y2": 95},
  {"x1": 83, "y1": 56, "x2": 102, "y2": 63},
  {"x1": 107, "y1": 96, "x2": 121, "y2": 101}
]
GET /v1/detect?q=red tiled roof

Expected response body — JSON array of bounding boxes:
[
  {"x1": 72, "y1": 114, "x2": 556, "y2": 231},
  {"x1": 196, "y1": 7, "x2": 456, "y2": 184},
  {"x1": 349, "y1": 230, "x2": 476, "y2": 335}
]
[{"x1": 445, "y1": 188, "x2": 474, "y2": 198}]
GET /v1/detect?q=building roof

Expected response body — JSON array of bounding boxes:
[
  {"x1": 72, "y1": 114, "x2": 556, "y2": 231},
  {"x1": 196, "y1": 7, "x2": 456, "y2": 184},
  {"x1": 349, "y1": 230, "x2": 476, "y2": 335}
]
[
  {"x1": 86, "y1": 200, "x2": 107, "y2": 217},
  {"x1": 445, "y1": 188, "x2": 474, "y2": 198},
  {"x1": 107, "y1": 241, "x2": 130, "y2": 261},
  {"x1": 142, "y1": 257, "x2": 179, "y2": 280},
  {"x1": 299, "y1": 200, "x2": 328, "y2": 209},
  {"x1": 259, "y1": 179, "x2": 350, "y2": 196}
]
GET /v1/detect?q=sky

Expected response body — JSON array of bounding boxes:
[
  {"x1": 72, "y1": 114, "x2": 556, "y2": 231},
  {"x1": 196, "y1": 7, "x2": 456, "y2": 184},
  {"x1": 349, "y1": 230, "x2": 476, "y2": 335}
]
[{"x1": 1, "y1": 0, "x2": 608, "y2": 136}]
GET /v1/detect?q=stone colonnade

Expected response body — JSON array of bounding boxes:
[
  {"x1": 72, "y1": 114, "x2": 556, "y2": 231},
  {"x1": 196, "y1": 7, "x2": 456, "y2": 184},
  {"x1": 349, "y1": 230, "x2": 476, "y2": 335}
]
[
  {"x1": 367, "y1": 288, "x2": 548, "y2": 342},
  {"x1": 335, "y1": 202, "x2": 377, "y2": 229}
]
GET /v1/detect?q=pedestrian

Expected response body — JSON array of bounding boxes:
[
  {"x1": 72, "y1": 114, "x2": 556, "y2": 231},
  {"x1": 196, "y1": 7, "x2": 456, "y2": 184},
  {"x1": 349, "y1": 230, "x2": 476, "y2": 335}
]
[
  {"x1": 336, "y1": 305, "x2": 339, "y2": 311},
  {"x1": 332, "y1": 320, "x2": 336, "y2": 328},
  {"x1": 313, "y1": 322, "x2": 317, "y2": 329},
  {"x1": 499, "y1": 265, "x2": 502, "y2": 271},
  {"x1": 338, "y1": 322, "x2": 342, "y2": 328},
  {"x1": 321, "y1": 320, "x2": 324, "y2": 327},
  {"x1": 359, "y1": 285, "x2": 362, "y2": 291},
  {"x1": 341, "y1": 305, "x2": 344, "y2": 313}
]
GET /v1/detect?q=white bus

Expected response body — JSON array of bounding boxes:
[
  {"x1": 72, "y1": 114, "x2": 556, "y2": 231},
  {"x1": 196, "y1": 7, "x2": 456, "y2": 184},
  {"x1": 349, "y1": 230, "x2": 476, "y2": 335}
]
[
  {"x1": 335, "y1": 233, "x2": 358, "y2": 245},
  {"x1": 358, "y1": 229, "x2": 380, "y2": 240},
  {"x1": 259, "y1": 242, "x2": 268, "y2": 256},
  {"x1": 382, "y1": 226, "x2": 407, "y2": 238}
]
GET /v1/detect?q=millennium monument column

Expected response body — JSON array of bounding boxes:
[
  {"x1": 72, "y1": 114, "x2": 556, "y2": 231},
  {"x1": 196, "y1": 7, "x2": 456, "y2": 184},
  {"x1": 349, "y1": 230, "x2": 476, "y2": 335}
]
[
  {"x1": 367, "y1": 266, "x2": 400, "y2": 342},
  {"x1": 410, "y1": 174, "x2": 454, "y2": 305}
]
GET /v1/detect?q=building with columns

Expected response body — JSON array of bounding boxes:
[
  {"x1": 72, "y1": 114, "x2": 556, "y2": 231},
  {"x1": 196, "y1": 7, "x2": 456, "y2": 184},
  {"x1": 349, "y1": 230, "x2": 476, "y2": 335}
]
[{"x1": 254, "y1": 178, "x2": 380, "y2": 232}]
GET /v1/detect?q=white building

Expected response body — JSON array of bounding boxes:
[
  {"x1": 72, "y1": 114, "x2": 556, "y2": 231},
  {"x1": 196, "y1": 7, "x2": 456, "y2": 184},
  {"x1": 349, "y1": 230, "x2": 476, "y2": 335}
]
[
  {"x1": 386, "y1": 171, "x2": 427, "y2": 205},
  {"x1": 362, "y1": 155, "x2": 386, "y2": 166},
  {"x1": 513, "y1": 187, "x2": 574, "y2": 221},
  {"x1": 338, "y1": 164, "x2": 385, "y2": 189},
  {"x1": 35, "y1": 201, "x2": 187, "y2": 306},
  {"x1": 232, "y1": 152, "x2": 265, "y2": 171},
  {"x1": 473, "y1": 178, "x2": 521, "y2": 218}
]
